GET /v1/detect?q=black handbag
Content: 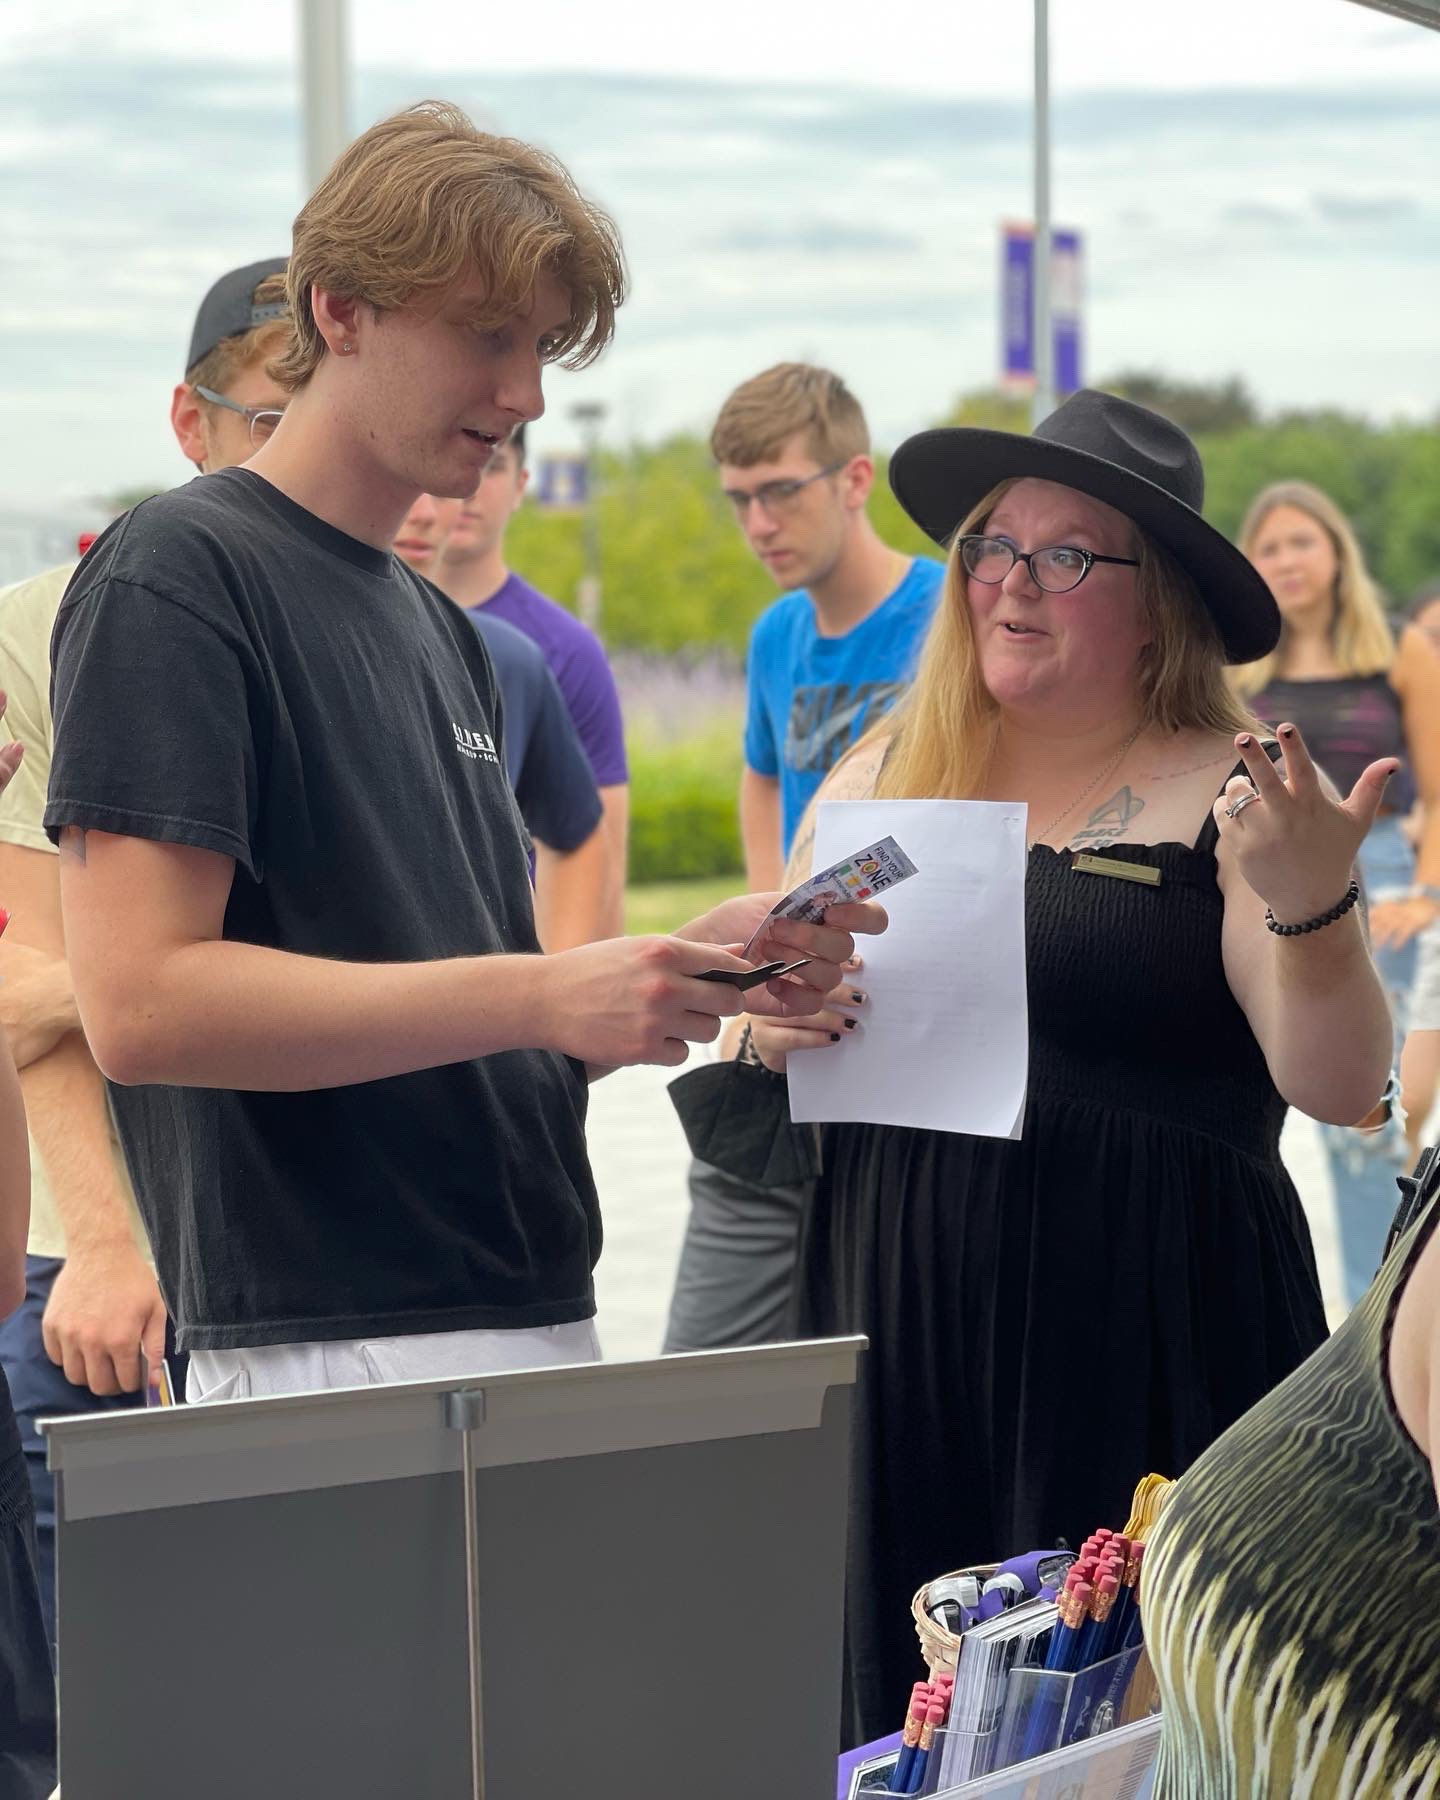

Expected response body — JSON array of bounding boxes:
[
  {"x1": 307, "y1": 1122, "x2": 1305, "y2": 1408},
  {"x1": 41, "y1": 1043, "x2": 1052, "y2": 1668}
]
[{"x1": 667, "y1": 1056, "x2": 822, "y2": 1189}]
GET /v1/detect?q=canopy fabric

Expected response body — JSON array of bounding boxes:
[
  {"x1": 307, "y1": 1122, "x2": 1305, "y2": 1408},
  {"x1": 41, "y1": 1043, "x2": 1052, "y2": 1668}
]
[{"x1": 1344, "y1": 0, "x2": 1440, "y2": 28}]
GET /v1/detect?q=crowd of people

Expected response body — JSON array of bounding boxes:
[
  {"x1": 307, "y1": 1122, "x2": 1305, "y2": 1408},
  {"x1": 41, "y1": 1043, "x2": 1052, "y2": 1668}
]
[{"x1": 1, "y1": 96, "x2": 1439, "y2": 1796}]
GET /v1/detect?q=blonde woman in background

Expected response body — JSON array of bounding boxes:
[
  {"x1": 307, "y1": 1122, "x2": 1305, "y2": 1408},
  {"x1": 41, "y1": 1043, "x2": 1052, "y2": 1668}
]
[{"x1": 1237, "y1": 481, "x2": 1440, "y2": 1305}]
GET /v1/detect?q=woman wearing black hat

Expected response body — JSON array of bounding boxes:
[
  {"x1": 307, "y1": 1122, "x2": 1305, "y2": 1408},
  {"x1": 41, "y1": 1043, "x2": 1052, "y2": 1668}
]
[{"x1": 745, "y1": 391, "x2": 1399, "y2": 1745}]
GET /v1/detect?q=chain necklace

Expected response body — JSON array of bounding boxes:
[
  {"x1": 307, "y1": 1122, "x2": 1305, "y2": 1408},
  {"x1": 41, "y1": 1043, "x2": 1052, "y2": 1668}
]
[{"x1": 1026, "y1": 726, "x2": 1144, "y2": 848}]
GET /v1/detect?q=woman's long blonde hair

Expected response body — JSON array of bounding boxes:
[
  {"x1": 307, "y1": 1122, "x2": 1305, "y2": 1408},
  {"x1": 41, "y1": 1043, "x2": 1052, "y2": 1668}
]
[
  {"x1": 1231, "y1": 480, "x2": 1393, "y2": 699},
  {"x1": 870, "y1": 481, "x2": 1257, "y2": 802}
]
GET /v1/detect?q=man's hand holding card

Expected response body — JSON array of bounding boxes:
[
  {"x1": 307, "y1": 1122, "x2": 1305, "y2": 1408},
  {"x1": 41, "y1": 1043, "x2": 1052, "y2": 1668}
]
[{"x1": 676, "y1": 837, "x2": 915, "y2": 1020}]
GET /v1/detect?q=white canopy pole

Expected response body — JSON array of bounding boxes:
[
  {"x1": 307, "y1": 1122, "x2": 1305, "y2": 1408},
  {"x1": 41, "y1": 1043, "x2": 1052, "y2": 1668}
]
[
  {"x1": 299, "y1": 0, "x2": 351, "y2": 193},
  {"x1": 1032, "y1": 0, "x2": 1054, "y2": 429}
]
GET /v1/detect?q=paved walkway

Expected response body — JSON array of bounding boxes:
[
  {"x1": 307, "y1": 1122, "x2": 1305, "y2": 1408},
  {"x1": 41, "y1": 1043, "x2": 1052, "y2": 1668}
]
[
  {"x1": 586, "y1": 1063, "x2": 1359, "y2": 1361},
  {"x1": 588, "y1": 1062, "x2": 694, "y2": 1362}
]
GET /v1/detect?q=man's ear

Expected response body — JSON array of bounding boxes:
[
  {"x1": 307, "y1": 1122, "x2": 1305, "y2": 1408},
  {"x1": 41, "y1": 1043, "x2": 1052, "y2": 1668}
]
[
  {"x1": 842, "y1": 454, "x2": 875, "y2": 512},
  {"x1": 311, "y1": 286, "x2": 367, "y2": 357},
  {"x1": 170, "y1": 383, "x2": 208, "y2": 469},
  {"x1": 512, "y1": 465, "x2": 531, "y2": 515}
]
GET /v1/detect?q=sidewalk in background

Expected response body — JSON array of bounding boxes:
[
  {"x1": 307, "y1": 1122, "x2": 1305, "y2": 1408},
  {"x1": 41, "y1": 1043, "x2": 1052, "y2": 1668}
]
[{"x1": 589, "y1": 1063, "x2": 693, "y2": 1362}]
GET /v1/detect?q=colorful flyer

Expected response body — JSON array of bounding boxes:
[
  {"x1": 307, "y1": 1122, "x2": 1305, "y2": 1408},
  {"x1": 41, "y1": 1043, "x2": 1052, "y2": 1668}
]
[{"x1": 743, "y1": 836, "x2": 919, "y2": 956}]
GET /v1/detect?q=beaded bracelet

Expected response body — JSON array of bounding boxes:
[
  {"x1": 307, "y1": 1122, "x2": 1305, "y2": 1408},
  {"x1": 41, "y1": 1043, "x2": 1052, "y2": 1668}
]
[
  {"x1": 735, "y1": 1023, "x2": 786, "y2": 1078},
  {"x1": 1265, "y1": 878, "x2": 1361, "y2": 937}
]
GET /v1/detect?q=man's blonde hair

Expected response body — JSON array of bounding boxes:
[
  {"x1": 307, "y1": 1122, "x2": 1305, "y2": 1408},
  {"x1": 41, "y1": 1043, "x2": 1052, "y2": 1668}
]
[
  {"x1": 186, "y1": 272, "x2": 292, "y2": 396},
  {"x1": 1231, "y1": 480, "x2": 1393, "y2": 697},
  {"x1": 872, "y1": 481, "x2": 1258, "y2": 802},
  {"x1": 709, "y1": 363, "x2": 869, "y2": 469},
  {"x1": 272, "y1": 100, "x2": 626, "y2": 390}
]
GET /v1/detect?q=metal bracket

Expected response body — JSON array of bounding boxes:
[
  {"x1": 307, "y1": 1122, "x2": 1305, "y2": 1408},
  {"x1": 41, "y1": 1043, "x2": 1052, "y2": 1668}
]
[{"x1": 443, "y1": 1389, "x2": 487, "y2": 1434}]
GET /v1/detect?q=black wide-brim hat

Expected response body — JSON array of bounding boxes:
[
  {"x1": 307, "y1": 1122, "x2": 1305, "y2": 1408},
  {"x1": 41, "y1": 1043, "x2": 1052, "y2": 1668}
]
[{"x1": 888, "y1": 387, "x2": 1279, "y2": 664}]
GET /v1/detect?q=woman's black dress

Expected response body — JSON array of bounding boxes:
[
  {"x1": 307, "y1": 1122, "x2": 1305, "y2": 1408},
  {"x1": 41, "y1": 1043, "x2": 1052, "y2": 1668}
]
[{"x1": 793, "y1": 803, "x2": 1330, "y2": 1749}]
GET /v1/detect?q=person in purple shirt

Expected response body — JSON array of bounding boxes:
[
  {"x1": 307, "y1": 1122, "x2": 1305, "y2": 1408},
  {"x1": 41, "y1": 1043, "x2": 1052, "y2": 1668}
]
[
  {"x1": 437, "y1": 424, "x2": 629, "y2": 938},
  {"x1": 394, "y1": 489, "x2": 607, "y2": 952}
]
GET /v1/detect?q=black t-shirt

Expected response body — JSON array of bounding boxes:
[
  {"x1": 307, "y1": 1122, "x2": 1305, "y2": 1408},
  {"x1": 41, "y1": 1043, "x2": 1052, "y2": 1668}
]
[
  {"x1": 45, "y1": 468, "x2": 600, "y2": 1352},
  {"x1": 469, "y1": 610, "x2": 601, "y2": 853}
]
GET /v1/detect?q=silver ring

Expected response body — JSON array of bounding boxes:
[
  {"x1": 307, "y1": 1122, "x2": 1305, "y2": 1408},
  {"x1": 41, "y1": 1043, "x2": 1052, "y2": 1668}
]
[{"x1": 1224, "y1": 790, "x2": 1262, "y2": 820}]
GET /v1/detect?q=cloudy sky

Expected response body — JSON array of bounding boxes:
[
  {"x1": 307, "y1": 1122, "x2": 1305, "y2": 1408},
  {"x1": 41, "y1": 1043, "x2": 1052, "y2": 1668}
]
[{"x1": 2, "y1": 0, "x2": 1437, "y2": 515}]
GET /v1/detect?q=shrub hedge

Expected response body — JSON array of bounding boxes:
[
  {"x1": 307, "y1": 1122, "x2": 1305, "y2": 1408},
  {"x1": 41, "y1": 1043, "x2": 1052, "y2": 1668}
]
[{"x1": 627, "y1": 729, "x2": 745, "y2": 884}]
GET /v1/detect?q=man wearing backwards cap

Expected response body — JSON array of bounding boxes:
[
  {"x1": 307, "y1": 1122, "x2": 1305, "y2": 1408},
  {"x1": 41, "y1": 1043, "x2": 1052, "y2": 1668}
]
[
  {"x1": 0, "y1": 257, "x2": 291, "y2": 1635},
  {"x1": 42, "y1": 103, "x2": 874, "y2": 1401}
]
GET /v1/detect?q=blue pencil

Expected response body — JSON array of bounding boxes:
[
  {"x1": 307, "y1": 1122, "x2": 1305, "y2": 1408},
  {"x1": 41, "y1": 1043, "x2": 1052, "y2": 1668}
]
[
  {"x1": 1120, "y1": 1543, "x2": 1148, "y2": 1651},
  {"x1": 1073, "y1": 1573, "x2": 1120, "y2": 1670},
  {"x1": 904, "y1": 1699, "x2": 945, "y2": 1795},
  {"x1": 1105, "y1": 1540, "x2": 1140, "y2": 1657},
  {"x1": 890, "y1": 1683, "x2": 930, "y2": 1793},
  {"x1": 1020, "y1": 1577, "x2": 1091, "y2": 1763},
  {"x1": 1044, "y1": 1577, "x2": 1091, "y2": 1672}
]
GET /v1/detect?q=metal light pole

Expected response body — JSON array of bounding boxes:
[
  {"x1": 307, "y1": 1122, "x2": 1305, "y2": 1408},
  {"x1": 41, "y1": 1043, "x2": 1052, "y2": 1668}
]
[
  {"x1": 571, "y1": 402, "x2": 607, "y2": 636},
  {"x1": 1031, "y1": 0, "x2": 1055, "y2": 429},
  {"x1": 298, "y1": 0, "x2": 351, "y2": 192}
]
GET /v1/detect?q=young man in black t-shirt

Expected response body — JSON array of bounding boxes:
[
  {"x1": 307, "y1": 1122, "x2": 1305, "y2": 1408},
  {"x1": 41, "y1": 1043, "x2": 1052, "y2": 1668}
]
[{"x1": 45, "y1": 103, "x2": 879, "y2": 1400}]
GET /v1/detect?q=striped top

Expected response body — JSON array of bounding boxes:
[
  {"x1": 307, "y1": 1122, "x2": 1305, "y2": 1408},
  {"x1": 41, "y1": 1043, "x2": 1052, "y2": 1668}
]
[
  {"x1": 1250, "y1": 673, "x2": 1414, "y2": 815},
  {"x1": 1144, "y1": 1195, "x2": 1440, "y2": 1797}
]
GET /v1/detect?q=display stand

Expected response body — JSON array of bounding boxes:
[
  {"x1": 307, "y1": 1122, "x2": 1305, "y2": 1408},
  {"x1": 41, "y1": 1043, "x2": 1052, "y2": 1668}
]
[{"x1": 43, "y1": 1338, "x2": 861, "y2": 1800}]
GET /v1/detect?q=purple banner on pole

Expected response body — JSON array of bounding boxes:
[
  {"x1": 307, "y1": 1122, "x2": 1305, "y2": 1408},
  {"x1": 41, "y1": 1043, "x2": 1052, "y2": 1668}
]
[
  {"x1": 1000, "y1": 223, "x2": 1083, "y2": 394},
  {"x1": 535, "y1": 453, "x2": 589, "y2": 509},
  {"x1": 1052, "y1": 228, "x2": 1083, "y2": 395},
  {"x1": 1002, "y1": 226, "x2": 1035, "y2": 384}
]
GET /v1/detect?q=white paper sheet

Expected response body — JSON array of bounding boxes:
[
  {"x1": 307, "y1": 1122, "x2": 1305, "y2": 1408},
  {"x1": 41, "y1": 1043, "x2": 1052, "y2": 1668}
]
[{"x1": 786, "y1": 799, "x2": 1030, "y2": 1137}]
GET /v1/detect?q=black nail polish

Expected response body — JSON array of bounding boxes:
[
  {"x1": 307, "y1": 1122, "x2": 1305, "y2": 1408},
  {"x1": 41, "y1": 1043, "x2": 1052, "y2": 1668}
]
[
  {"x1": 1237, "y1": 734, "x2": 1252, "y2": 747},
  {"x1": 1279, "y1": 724, "x2": 1294, "y2": 738},
  {"x1": 851, "y1": 991, "x2": 864, "y2": 1003},
  {"x1": 843, "y1": 1017, "x2": 858, "y2": 1030},
  {"x1": 829, "y1": 1031, "x2": 841, "y2": 1042}
]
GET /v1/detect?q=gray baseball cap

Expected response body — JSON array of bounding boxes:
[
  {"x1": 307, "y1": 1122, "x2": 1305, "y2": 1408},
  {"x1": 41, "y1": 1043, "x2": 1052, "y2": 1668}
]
[{"x1": 185, "y1": 257, "x2": 289, "y2": 376}]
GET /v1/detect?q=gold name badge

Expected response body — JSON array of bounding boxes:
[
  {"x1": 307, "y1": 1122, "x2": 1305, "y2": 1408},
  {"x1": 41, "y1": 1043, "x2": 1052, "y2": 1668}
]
[{"x1": 1071, "y1": 853, "x2": 1161, "y2": 886}]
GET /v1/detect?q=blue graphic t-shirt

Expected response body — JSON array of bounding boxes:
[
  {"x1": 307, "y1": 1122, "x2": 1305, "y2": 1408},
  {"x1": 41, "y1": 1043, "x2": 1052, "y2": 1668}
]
[{"x1": 744, "y1": 556, "x2": 944, "y2": 851}]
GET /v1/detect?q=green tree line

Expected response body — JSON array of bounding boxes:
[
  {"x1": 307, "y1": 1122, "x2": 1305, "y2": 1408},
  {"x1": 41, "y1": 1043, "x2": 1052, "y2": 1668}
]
[
  {"x1": 505, "y1": 381, "x2": 1440, "y2": 654},
  {"x1": 103, "y1": 377, "x2": 1440, "y2": 656}
]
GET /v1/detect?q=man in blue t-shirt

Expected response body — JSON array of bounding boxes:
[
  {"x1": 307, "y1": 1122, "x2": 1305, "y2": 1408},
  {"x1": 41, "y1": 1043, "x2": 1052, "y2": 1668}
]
[
  {"x1": 663, "y1": 363, "x2": 942, "y2": 1356},
  {"x1": 719, "y1": 364, "x2": 943, "y2": 885}
]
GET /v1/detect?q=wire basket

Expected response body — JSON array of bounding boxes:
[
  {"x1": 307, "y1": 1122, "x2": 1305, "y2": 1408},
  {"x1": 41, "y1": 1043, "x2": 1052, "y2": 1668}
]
[{"x1": 910, "y1": 1563, "x2": 998, "y2": 1677}]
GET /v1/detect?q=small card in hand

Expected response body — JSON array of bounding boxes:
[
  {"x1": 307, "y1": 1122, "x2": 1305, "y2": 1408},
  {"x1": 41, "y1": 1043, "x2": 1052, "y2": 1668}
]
[
  {"x1": 694, "y1": 957, "x2": 813, "y2": 990},
  {"x1": 742, "y1": 835, "x2": 919, "y2": 957}
]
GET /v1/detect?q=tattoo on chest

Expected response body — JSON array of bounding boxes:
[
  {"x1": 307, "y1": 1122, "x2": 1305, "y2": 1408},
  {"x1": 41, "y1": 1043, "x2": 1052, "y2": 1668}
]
[
  {"x1": 1070, "y1": 786, "x2": 1146, "y2": 848},
  {"x1": 1148, "y1": 752, "x2": 1233, "y2": 783}
]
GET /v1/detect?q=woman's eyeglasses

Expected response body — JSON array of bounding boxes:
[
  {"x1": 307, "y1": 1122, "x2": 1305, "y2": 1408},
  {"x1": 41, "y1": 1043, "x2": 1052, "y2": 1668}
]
[{"x1": 958, "y1": 535, "x2": 1139, "y2": 594}]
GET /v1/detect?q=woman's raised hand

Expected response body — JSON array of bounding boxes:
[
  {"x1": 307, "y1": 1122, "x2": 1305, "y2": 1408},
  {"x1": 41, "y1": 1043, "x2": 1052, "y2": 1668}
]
[{"x1": 1215, "y1": 723, "x2": 1396, "y2": 926}]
